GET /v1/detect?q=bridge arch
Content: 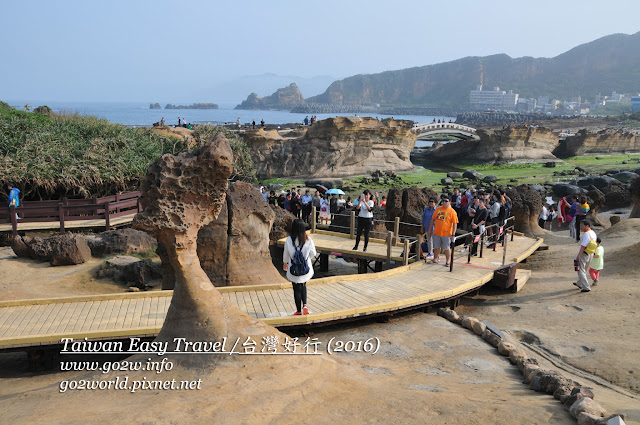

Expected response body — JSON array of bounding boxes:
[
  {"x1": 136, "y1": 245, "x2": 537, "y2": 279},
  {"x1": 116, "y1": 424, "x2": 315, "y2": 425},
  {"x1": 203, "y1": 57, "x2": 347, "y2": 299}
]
[{"x1": 412, "y1": 122, "x2": 478, "y2": 139}]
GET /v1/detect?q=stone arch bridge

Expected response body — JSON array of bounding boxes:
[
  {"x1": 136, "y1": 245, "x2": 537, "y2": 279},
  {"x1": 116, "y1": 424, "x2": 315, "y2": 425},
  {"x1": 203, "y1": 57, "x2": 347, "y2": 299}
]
[{"x1": 413, "y1": 122, "x2": 478, "y2": 139}]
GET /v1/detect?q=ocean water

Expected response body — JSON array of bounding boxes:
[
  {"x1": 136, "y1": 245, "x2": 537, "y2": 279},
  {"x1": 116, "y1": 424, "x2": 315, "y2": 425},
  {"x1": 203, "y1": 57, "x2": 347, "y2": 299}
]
[{"x1": 6, "y1": 101, "x2": 453, "y2": 127}]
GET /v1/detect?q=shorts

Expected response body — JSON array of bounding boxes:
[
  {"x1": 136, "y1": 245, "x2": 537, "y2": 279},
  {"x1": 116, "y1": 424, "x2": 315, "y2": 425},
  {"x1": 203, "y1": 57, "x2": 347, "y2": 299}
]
[{"x1": 432, "y1": 235, "x2": 451, "y2": 250}]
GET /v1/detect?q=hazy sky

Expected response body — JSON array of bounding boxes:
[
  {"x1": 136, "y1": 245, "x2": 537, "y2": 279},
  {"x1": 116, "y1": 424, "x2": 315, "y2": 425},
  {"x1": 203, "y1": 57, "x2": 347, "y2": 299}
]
[{"x1": 2, "y1": 0, "x2": 639, "y2": 103}]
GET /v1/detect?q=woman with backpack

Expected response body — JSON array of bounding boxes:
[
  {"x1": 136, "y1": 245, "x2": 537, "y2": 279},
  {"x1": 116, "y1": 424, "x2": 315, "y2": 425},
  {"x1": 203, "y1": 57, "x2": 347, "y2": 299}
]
[{"x1": 283, "y1": 218, "x2": 317, "y2": 315}]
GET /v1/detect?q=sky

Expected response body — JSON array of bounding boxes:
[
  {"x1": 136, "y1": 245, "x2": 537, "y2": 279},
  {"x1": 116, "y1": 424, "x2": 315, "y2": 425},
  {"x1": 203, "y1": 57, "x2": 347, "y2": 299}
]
[{"x1": 2, "y1": 0, "x2": 639, "y2": 103}]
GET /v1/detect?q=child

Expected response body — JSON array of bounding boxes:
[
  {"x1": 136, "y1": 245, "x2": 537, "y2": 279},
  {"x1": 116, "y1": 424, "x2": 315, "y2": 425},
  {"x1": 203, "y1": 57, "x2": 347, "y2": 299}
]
[
  {"x1": 546, "y1": 205, "x2": 557, "y2": 231},
  {"x1": 589, "y1": 237, "x2": 603, "y2": 286}
]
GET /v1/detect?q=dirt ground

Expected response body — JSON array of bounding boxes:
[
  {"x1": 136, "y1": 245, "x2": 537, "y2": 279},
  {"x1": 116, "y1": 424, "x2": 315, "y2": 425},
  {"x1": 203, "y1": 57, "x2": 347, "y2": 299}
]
[{"x1": 0, "y1": 220, "x2": 639, "y2": 424}]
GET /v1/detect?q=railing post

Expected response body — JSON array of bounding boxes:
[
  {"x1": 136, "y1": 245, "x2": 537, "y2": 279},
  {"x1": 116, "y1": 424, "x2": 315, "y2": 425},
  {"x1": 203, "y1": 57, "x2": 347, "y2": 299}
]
[
  {"x1": 480, "y1": 231, "x2": 484, "y2": 258},
  {"x1": 417, "y1": 233, "x2": 424, "y2": 260},
  {"x1": 350, "y1": 211, "x2": 355, "y2": 239},
  {"x1": 467, "y1": 235, "x2": 472, "y2": 264},
  {"x1": 394, "y1": 217, "x2": 400, "y2": 244},
  {"x1": 9, "y1": 205, "x2": 18, "y2": 237},
  {"x1": 502, "y1": 227, "x2": 509, "y2": 266},
  {"x1": 510, "y1": 218, "x2": 515, "y2": 241},
  {"x1": 386, "y1": 231, "x2": 393, "y2": 264},
  {"x1": 449, "y1": 237, "x2": 454, "y2": 272},
  {"x1": 58, "y1": 203, "x2": 65, "y2": 234},
  {"x1": 104, "y1": 202, "x2": 111, "y2": 230},
  {"x1": 311, "y1": 206, "x2": 317, "y2": 233},
  {"x1": 403, "y1": 239, "x2": 409, "y2": 265}
]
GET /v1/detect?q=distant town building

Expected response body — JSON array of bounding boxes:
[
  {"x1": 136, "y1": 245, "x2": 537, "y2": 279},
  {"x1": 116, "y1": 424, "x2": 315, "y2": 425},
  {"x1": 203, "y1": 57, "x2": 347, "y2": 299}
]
[
  {"x1": 469, "y1": 85, "x2": 519, "y2": 111},
  {"x1": 632, "y1": 96, "x2": 640, "y2": 113},
  {"x1": 517, "y1": 97, "x2": 537, "y2": 112}
]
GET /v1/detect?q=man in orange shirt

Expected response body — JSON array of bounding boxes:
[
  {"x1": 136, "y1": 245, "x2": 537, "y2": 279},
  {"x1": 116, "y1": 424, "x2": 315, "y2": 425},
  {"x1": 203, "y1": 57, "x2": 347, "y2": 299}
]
[{"x1": 428, "y1": 197, "x2": 459, "y2": 267}]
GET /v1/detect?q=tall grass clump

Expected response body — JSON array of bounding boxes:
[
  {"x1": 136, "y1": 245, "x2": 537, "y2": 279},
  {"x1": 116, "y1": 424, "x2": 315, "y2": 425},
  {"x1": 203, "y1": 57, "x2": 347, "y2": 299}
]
[{"x1": 0, "y1": 105, "x2": 186, "y2": 200}]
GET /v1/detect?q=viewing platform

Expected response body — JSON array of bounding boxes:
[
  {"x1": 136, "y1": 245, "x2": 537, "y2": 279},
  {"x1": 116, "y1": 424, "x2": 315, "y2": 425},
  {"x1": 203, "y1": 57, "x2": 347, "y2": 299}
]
[{"x1": 0, "y1": 229, "x2": 542, "y2": 367}]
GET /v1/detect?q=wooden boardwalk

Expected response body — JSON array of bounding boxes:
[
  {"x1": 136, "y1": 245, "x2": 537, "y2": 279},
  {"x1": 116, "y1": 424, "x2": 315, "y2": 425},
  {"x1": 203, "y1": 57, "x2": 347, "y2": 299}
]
[
  {"x1": 0, "y1": 213, "x2": 136, "y2": 233},
  {"x1": 0, "y1": 233, "x2": 542, "y2": 350}
]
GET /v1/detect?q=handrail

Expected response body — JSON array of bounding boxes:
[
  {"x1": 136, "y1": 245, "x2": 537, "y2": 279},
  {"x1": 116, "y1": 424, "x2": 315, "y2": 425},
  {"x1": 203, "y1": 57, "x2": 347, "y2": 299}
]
[{"x1": 2, "y1": 192, "x2": 142, "y2": 236}]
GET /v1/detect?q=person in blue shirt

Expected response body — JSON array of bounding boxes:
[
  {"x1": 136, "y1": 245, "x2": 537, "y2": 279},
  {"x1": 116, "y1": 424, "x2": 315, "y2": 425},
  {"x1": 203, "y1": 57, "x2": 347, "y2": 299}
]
[
  {"x1": 301, "y1": 190, "x2": 313, "y2": 223},
  {"x1": 420, "y1": 197, "x2": 437, "y2": 259},
  {"x1": 7, "y1": 184, "x2": 20, "y2": 222},
  {"x1": 7, "y1": 184, "x2": 20, "y2": 207}
]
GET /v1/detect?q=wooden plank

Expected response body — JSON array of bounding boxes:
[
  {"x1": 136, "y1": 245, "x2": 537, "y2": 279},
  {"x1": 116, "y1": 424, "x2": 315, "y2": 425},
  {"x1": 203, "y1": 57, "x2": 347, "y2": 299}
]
[
  {"x1": 105, "y1": 299, "x2": 125, "y2": 331},
  {"x1": 256, "y1": 290, "x2": 275, "y2": 318},
  {"x1": 38, "y1": 302, "x2": 66, "y2": 336},
  {"x1": 140, "y1": 296, "x2": 152, "y2": 328},
  {"x1": 69, "y1": 301, "x2": 94, "y2": 333},
  {"x1": 0, "y1": 306, "x2": 19, "y2": 328},
  {"x1": 274, "y1": 288, "x2": 296, "y2": 315},
  {"x1": 11, "y1": 305, "x2": 47, "y2": 337},
  {"x1": 249, "y1": 290, "x2": 266, "y2": 319},
  {"x1": 115, "y1": 299, "x2": 132, "y2": 331},
  {"x1": 51, "y1": 302, "x2": 82, "y2": 335},
  {"x1": 6, "y1": 305, "x2": 40, "y2": 338},
  {"x1": 80, "y1": 300, "x2": 103, "y2": 333},
  {"x1": 90, "y1": 299, "x2": 114, "y2": 332},
  {"x1": 242, "y1": 291, "x2": 256, "y2": 318},
  {"x1": 30, "y1": 303, "x2": 61, "y2": 336},
  {"x1": 268, "y1": 289, "x2": 287, "y2": 316},
  {"x1": 0, "y1": 307, "x2": 25, "y2": 337}
]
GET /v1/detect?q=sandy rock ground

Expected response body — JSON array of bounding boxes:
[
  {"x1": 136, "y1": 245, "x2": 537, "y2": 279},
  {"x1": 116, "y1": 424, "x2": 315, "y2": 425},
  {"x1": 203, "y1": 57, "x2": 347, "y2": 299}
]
[{"x1": 0, "y1": 221, "x2": 639, "y2": 424}]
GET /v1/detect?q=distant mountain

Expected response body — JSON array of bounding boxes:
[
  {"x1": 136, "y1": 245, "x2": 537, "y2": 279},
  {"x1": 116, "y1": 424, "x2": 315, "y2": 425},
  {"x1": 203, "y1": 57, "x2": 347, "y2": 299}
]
[
  {"x1": 307, "y1": 32, "x2": 640, "y2": 107},
  {"x1": 203, "y1": 73, "x2": 336, "y2": 105},
  {"x1": 235, "y1": 83, "x2": 305, "y2": 110}
]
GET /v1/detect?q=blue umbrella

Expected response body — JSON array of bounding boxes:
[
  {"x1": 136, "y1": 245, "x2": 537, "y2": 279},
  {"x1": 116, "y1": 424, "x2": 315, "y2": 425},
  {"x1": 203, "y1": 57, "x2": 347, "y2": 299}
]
[{"x1": 325, "y1": 188, "x2": 345, "y2": 195}]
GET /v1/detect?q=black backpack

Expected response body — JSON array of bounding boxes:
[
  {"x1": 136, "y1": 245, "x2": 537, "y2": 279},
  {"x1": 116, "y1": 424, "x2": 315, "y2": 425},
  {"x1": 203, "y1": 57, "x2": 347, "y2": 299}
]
[
  {"x1": 498, "y1": 203, "x2": 507, "y2": 222},
  {"x1": 289, "y1": 243, "x2": 310, "y2": 276}
]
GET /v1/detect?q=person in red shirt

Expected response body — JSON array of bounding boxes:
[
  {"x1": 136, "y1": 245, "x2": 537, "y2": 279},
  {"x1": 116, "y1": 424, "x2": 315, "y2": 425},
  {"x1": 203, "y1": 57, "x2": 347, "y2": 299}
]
[{"x1": 427, "y1": 197, "x2": 459, "y2": 267}]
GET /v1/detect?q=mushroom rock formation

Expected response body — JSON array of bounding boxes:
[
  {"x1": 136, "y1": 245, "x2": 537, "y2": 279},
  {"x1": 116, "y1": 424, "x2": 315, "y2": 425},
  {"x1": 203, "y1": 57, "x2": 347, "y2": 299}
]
[
  {"x1": 386, "y1": 187, "x2": 438, "y2": 237},
  {"x1": 133, "y1": 134, "x2": 285, "y2": 367},
  {"x1": 631, "y1": 177, "x2": 640, "y2": 218},
  {"x1": 198, "y1": 181, "x2": 286, "y2": 286},
  {"x1": 504, "y1": 185, "x2": 543, "y2": 237},
  {"x1": 586, "y1": 188, "x2": 606, "y2": 227}
]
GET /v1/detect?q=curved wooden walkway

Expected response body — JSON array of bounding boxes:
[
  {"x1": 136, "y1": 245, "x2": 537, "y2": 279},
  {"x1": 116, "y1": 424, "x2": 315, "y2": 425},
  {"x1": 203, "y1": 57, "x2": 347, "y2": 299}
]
[{"x1": 0, "y1": 234, "x2": 542, "y2": 351}]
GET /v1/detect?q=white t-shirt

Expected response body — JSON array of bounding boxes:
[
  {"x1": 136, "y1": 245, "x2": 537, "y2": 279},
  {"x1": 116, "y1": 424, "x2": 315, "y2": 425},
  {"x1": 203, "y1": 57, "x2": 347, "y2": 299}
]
[
  {"x1": 580, "y1": 229, "x2": 597, "y2": 249},
  {"x1": 358, "y1": 200, "x2": 374, "y2": 218},
  {"x1": 539, "y1": 206, "x2": 548, "y2": 220},
  {"x1": 283, "y1": 236, "x2": 317, "y2": 283}
]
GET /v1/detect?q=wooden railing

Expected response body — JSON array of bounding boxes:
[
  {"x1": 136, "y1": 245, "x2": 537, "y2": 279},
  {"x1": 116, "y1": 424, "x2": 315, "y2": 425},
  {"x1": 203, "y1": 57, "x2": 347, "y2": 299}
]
[{"x1": 0, "y1": 192, "x2": 142, "y2": 236}]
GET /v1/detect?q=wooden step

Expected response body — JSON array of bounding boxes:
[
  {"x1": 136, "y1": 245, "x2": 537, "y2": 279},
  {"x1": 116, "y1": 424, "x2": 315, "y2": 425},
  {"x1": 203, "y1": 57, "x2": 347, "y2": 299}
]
[{"x1": 513, "y1": 269, "x2": 532, "y2": 293}]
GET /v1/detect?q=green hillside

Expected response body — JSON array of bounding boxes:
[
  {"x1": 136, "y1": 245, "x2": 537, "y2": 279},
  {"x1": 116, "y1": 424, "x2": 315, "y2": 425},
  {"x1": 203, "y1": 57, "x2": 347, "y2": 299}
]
[{"x1": 308, "y1": 32, "x2": 640, "y2": 107}]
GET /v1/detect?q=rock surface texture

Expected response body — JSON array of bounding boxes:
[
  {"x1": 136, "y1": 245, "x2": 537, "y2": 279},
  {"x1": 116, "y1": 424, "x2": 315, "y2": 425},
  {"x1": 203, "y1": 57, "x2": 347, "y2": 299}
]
[
  {"x1": 85, "y1": 228, "x2": 157, "y2": 257},
  {"x1": 630, "y1": 177, "x2": 640, "y2": 219},
  {"x1": 197, "y1": 181, "x2": 286, "y2": 287},
  {"x1": 133, "y1": 134, "x2": 285, "y2": 367},
  {"x1": 12, "y1": 233, "x2": 91, "y2": 266},
  {"x1": 505, "y1": 185, "x2": 544, "y2": 237},
  {"x1": 243, "y1": 117, "x2": 417, "y2": 179}
]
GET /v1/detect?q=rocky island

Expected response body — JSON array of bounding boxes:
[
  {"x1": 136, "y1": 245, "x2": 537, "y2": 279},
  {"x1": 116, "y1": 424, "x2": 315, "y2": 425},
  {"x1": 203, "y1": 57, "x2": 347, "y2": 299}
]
[
  {"x1": 149, "y1": 102, "x2": 219, "y2": 109},
  {"x1": 235, "y1": 83, "x2": 306, "y2": 110}
]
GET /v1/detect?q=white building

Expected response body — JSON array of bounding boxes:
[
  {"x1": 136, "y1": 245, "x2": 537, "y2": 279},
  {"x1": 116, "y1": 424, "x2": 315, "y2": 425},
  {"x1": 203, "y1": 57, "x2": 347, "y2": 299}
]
[{"x1": 469, "y1": 85, "x2": 519, "y2": 111}]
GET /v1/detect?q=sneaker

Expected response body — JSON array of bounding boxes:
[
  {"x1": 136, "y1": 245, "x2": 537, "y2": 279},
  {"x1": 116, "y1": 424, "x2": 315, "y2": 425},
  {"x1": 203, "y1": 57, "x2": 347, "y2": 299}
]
[
  {"x1": 362, "y1": 248, "x2": 367, "y2": 252},
  {"x1": 580, "y1": 289, "x2": 591, "y2": 293},
  {"x1": 302, "y1": 305, "x2": 310, "y2": 315},
  {"x1": 444, "y1": 262, "x2": 450, "y2": 267},
  {"x1": 426, "y1": 254, "x2": 434, "y2": 260},
  {"x1": 592, "y1": 279, "x2": 598, "y2": 286},
  {"x1": 352, "y1": 245, "x2": 358, "y2": 251},
  {"x1": 572, "y1": 282, "x2": 580, "y2": 289},
  {"x1": 292, "y1": 311, "x2": 302, "y2": 316}
]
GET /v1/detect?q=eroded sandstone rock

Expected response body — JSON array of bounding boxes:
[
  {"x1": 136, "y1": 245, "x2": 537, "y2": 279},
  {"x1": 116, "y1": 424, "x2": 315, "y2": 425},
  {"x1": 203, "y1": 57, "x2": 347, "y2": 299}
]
[
  {"x1": 85, "y1": 228, "x2": 157, "y2": 257},
  {"x1": 243, "y1": 117, "x2": 416, "y2": 179},
  {"x1": 631, "y1": 177, "x2": 640, "y2": 219},
  {"x1": 505, "y1": 185, "x2": 544, "y2": 237},
  {"x1": 12, "y1": 233, "x2": 91, "y2": 266},
  {"x1": 386, "y1": 187, "x2": 438, "y2": 237},
  {"x1": 133, "y1": 134, "x2": 286, "y2": 367}
]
